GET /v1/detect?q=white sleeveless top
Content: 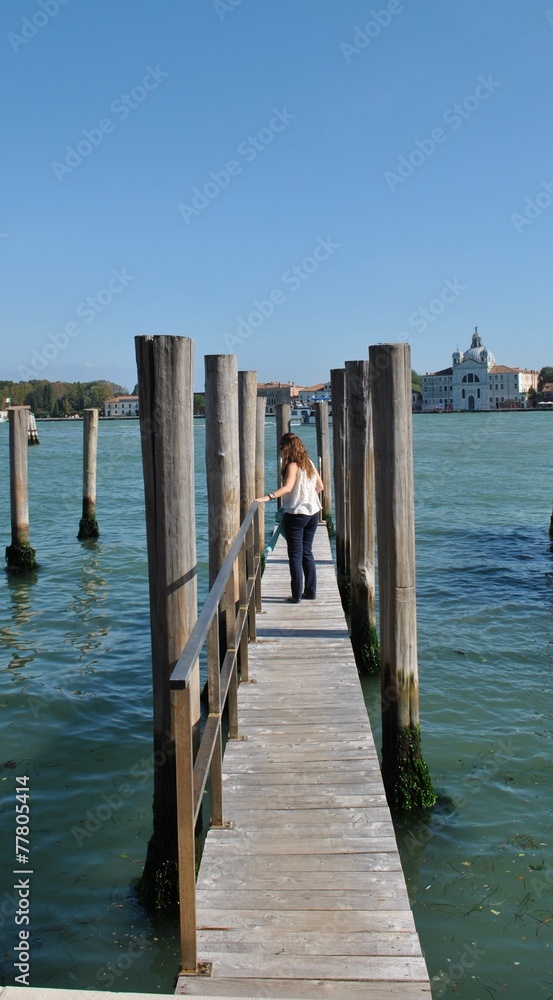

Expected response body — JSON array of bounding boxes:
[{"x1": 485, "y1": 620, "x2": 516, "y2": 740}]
[{"x1": 282, "y1": 462, "x2": 321, "y2": 515}]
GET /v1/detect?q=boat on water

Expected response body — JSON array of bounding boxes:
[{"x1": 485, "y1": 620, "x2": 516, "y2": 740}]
[{"x1": 290, "y1": 406, "x2": 315, "y2": 425}]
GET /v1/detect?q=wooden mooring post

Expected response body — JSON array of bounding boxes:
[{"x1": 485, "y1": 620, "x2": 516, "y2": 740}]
[
  {"x1": 369, "y1": 342, "x2": 436, "y2": 813},
  {"x1": 6, "y1": 406, "x2": 37, "y2": 573},
  {"x1": 205, "y1": 355, "x2": 240, "y2": 586},
  {"x1": 238, "y1": 371, "x2": 257, "y2": 523},
  {"x1": 331, "y1": 367, "x2": 349, "y2": 609},
  {"x1": 275, "y1": 402, "x2": 290, "y2": 509},
  {"x1": 77, "y1": 408, "x2": 100, "y2": 540},
  {"x1": 135, "y1": 334, "x2": 199, "y2": 908},
  {"x1": 255, "y1": 395, "x2": 266, "y2": 556},
  {"x1": 205, "y1": 354, "x2": 241, "y2": 719},
  {"x1": 315, "y1": 399, "x2": 333, "y2": 530},
  {"x1": 345, "y1": 360, "x2": 378, "y2": 675}
]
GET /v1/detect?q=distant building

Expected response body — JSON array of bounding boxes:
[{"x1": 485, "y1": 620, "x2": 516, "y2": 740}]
[
  {"x1": 104, "y1": 395, "x2": 139, "y2": 417},
  {"x1": 257, "y1": 382, "x2": 304, "y2": 415},
  {"x1": 421, "y1": 328, "x2": 538, "y2": 412},
  {"x1": 412, "y1": 389, "x2": 423, "y2": 412},
  {"x1": 297, "y1": 382, "x2": 332, "y2": 404}
]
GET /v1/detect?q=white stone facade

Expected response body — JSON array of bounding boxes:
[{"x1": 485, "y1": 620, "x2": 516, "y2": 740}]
[
  {"x1": 421, "y1": 329, "x2": 538, "y2": 412},
  {"x1": 104, "y1": 395, "x2": 139, "y2": 417}
]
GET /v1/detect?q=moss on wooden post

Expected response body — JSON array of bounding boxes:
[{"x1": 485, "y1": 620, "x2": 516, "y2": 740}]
[
  {"x1": 78, "y1": 410, "x2": 100, "y2": 540},
  {"x1": 6, "y1": 407, "x2": 38, "y2": 574},
  {"x1": 370, "y1": 343, "x2": 436, "y2": 814},
  {"x1": 135, "y1": 335, "x2": 198, "y2": 911},
  {"x1": 381, "y1": 724, "x2": 436, "y2": 814}
]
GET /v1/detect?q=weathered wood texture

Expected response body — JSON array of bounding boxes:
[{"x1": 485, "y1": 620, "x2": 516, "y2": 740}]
[
  {"x1": 176, "y1": 528, "x2": 430, "y2": 998},
  {"x1": 81, "y1": 408, "x2": 99, "y2": 517},
  {"x1": 238, "y1": 371, "x2": 257, "y2": 524},
  {"x1": 369, "y1": 343, "x2": 418, "y2": 734},
  {"x1": 255, "y1": 396, "x2": 266, "y2": 553},
  {"x1": 345, "y1": 360, "x2": 376, "y2": 672},
  {"x1": 314, "y1": 400, "x2": 332, "y2": 521},
  {"x1": 275, "y1": 403, "x2": 291, "y2": 509},
  {"x1": 8, "y1": 406, "x2": 31, "y2": 547},
  {"x1": 205, "y1": 355, "x2": 240, "y2": 587},
  {"x1": 135, "y1": 335, "x2": 199, "y2": 856},
  {"x1": 330, "y1": 368, "x2": 349, "y2": 604}
]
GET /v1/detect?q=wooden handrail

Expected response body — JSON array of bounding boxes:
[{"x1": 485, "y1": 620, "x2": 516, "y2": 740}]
[{"x1": 170, "y1": 501, "x2": 262, "y2": 975}]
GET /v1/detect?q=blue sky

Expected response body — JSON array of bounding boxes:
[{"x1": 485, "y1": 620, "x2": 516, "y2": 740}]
[{"x1": 2, "y1": 1, "x2": 552, "y2": 391}]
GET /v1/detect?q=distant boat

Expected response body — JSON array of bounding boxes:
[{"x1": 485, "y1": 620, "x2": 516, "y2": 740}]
[{"x1": 290, "y1": 407, "x2": 315, "y2": 425}]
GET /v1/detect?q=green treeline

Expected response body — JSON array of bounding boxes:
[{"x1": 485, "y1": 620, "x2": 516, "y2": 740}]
[{"x1": 0, "y1": 379, "x2": 131, "y2": 417}]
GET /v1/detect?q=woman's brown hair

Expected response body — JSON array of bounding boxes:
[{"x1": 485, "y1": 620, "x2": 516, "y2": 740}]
[{"x1": 279, "y1": 432, "x2": 314, "y2": 479}]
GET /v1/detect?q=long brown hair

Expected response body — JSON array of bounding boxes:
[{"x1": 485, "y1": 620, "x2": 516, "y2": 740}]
[{"x1": 280, "y1": 432, "x2": 314, "y2": 480}]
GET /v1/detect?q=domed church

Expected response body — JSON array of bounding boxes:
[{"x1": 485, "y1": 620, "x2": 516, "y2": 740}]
[{"x1": 421, "y1": 328, "x2": 538, "y2": 412}]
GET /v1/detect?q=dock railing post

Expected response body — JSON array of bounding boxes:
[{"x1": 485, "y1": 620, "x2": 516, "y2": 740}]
[
  {"x1": 331, "y1": 368, "x2": 349, "y2": 610},
  {"x1": 78, "y1": 408, "x2": 100, "y2": 540},
  {"x1": 172, "y1": 683, "x2": 197, "y2": 973},
  {"x1": 315, "y1": 400, "x2": 333, "y2": 531},
  {"x1": 6, "y1": 406, "x2": 37, "y2": 573},
  {"x1": 369, "y1": 342, "x2": 436, "y2": 813},
  {"x1": 135, "y1": 334, "x2": 198, "y2": 908},
  {"x1": 345, "y1": 360, "x2": 378, "y2": 675}
]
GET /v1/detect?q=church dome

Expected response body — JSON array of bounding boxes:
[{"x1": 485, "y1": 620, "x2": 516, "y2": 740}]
[{"x1": 463, "y1": 327, "x2": 495, "y2": 366}]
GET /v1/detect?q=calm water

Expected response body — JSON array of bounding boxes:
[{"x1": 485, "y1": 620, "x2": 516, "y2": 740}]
[{"x1": 0, "y1": 413, "x2": 552, "y2": 997}]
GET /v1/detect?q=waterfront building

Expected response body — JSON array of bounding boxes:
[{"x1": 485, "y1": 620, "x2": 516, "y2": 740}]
[
  {"x1": 257, "y1": 382, "x2": 305, "y2": 415},
  {"x1": 104, "y1": 395, "x2": 139, "y2": 417},
  {"x1": 421, "y1": 328, "x2": 538, "y2": 412}
]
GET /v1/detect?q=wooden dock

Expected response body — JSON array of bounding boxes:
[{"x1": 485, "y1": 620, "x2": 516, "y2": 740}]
[{"x1": 176, "y1": 525, "x2": 431, "y2": 999}]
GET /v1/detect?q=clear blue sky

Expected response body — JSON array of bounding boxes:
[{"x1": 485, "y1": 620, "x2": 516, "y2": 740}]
[{"x1": 2, "y1": 0, "x2": 552, "y2": 391}]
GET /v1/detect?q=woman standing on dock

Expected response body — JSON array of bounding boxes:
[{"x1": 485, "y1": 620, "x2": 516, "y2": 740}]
[{"x1": 256, "y1": 432, "x2": 323, "y2": 603}]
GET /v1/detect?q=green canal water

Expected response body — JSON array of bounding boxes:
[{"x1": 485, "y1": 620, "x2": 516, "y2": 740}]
[{"x1": 0, "y1": 413, "x2": 552, "y2": 997}]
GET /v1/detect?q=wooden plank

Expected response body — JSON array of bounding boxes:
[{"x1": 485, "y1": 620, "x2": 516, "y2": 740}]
[
  {"x1": 177, "y1": 978, "x2": 431, "y2": 998},
  {"x1": 176, "y1": 527, "x2": 430, "y2": 998}
]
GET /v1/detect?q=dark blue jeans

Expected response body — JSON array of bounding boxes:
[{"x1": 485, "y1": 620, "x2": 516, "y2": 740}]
[{"x1": 283, "y1": 511, "x2": 319, "y2": 601}]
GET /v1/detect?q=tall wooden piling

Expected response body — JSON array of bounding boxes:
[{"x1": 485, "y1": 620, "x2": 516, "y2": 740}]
[
  {"x1": 331, "y1": 368, "x2": 349, "y2": 608},
  {"x1": 369, "y1": 342, "x2": 436, "y2": 814},
  {"x1": 255, "y1": 395, "x2": 266, "y2": 555},
  {"x1": 205, "y1": 355, "x2": 240, "y2": 586},
  {"x1": 238, "y1": 371, "x2": 257, "y2": 524},
  {"x1": 275, "y1": 403, "x2": 290, "y2": 507},
  {"x1": 78, "y1": 409, "x2": 100, "y2": 540},
  {"x1": 345, "y1": 360, "x2": 378, "y2": 674},
  {"x1": 135, "y1": 334, "x2": 198, "y2": 908},
  {"x1": 6, "y1": 406, "x2": 37, "y2": 572},
  {"x1": 275, "y1": 402, "x2": 290, "y2": 444},
  {"x1": 315, "y1": 400, "x2": 333, "y2": 530}
]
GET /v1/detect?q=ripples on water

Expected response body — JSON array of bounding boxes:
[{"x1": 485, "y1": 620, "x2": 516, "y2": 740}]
[{"x1": 0, "y1": 413, "x2": 552, "y2": 996}]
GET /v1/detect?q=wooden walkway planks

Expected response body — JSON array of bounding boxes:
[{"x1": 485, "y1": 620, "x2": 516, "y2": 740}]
[{"x1": 176, "y1": 526, "x2": 431, "y2": 1000}]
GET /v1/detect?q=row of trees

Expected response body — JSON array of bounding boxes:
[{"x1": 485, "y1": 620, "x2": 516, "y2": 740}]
[{"x1": 0, "y1": 379, "x2": 132, "y2": 417}]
